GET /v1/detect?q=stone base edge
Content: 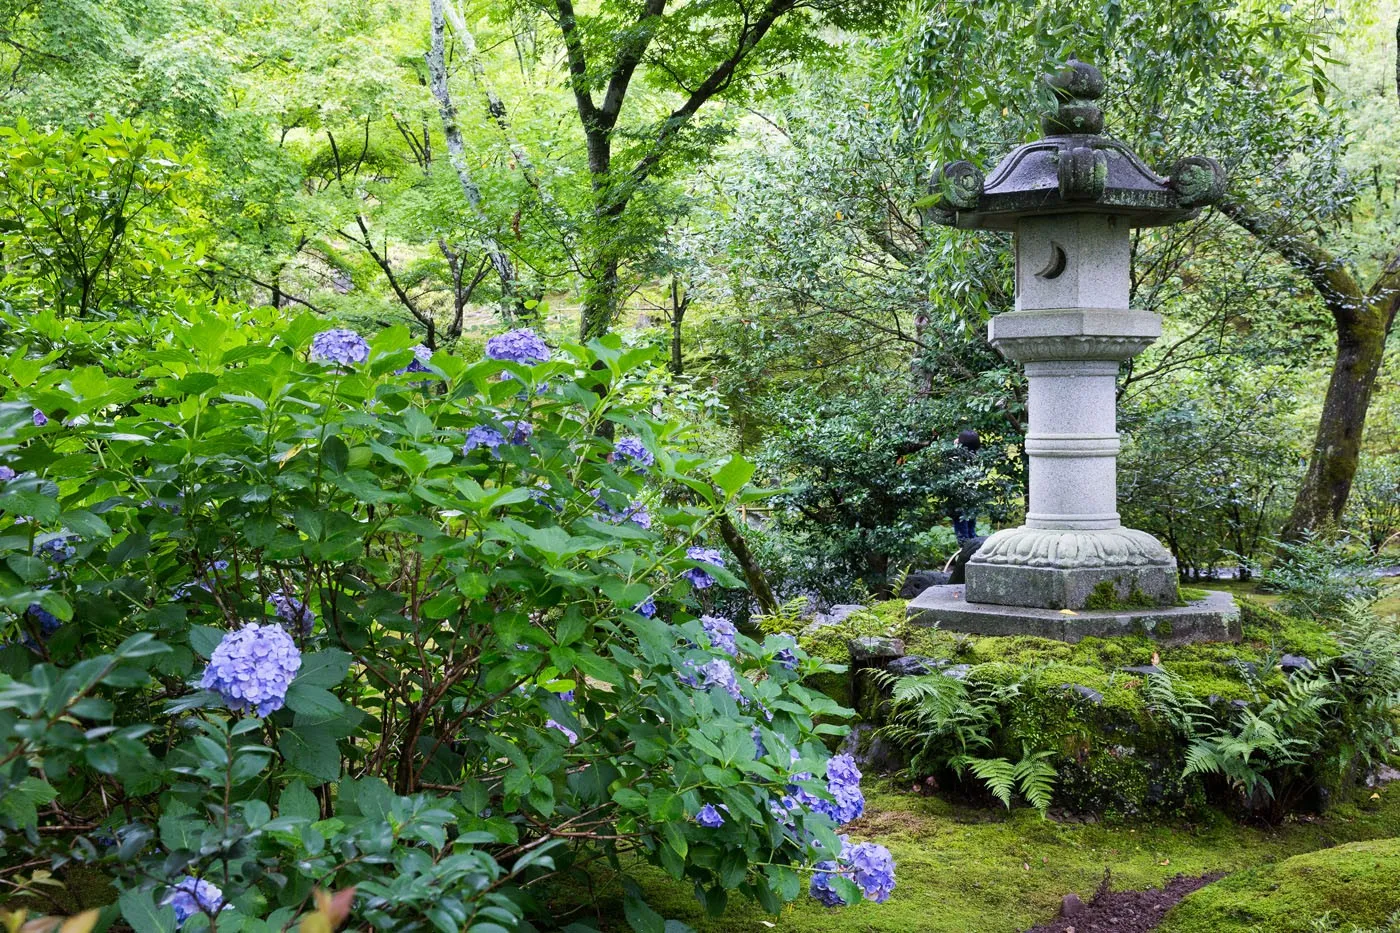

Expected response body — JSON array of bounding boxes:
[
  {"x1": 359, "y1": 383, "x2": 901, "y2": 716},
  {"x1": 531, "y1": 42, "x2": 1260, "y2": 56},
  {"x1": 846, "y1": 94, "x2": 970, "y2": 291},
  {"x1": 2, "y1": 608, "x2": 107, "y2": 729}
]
[
  {"x1": 906, "y1": 585, "x2": 1240, "y2": 645},
  {"x1": 965, "y1": 562, "x2": 1179, "y2": 610}
]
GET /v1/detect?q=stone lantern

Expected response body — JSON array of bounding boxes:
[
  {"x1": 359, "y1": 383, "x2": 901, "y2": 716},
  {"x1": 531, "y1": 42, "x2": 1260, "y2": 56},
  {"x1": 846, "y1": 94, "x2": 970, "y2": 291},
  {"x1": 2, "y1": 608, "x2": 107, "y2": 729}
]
[{"x1": 909, "y1": 59, "x2": 1240, "y2": 643}]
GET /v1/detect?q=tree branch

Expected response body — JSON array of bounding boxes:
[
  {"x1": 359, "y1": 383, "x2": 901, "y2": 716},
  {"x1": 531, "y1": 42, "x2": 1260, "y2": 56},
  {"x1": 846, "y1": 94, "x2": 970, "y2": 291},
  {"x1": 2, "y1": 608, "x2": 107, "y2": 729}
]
[{"x1": 1217, "y1": 196, "x2": 1366, "y2": 325}]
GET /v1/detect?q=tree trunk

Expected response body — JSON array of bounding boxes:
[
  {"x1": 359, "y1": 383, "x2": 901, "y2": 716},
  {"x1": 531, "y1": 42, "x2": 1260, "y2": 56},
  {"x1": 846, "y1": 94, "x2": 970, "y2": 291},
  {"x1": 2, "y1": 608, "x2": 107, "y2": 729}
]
[
  {"x1": 717, "y1": 512, "x2": 778, "y2": 616},
  {"x1": 427, "y1": 0, "x2": 523, "y2": 321},
  {"x1": 669, "y1": 276, "x2": 687, "y2": 374},
  {"x1": 1220, "y1": 196, "x2": 1400, "y2": 538},
  {"x1": 1282, "y1": 305, "x2": 1391, "y2": 538}
]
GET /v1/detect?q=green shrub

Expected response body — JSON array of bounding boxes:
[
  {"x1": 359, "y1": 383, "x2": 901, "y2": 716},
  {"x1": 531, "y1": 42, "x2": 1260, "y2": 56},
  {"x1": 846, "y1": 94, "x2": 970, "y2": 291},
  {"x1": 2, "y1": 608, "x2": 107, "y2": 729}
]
[
  {"x1": 0, "y1": 306, "x2": 889, "y2": 930},
  {"x1": 1261, "y1": 533, "x2": 1383, "y2": 620}
]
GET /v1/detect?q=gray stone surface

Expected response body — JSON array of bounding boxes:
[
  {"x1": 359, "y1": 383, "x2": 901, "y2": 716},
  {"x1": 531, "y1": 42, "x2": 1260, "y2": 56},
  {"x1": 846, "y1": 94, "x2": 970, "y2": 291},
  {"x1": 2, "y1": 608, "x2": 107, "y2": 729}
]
[
  {"x1": 848, "y1": 636, "x2": 905, "y2": 665},
  {"x1": 907, "y1": 585, "x2": 1241, "y2": 645},
  {"x1": 888, "y1": 655, "x2": 943, "y2": 676},
  {"x1": 801, "y1": 603, "x2": 866, "y2": 636},
  {"x1": 900, "y1": 570, "x2": 951, "y2": 597},
  {"x1": 966, "y1": 559, "x2": 1178, "y2": 611}
]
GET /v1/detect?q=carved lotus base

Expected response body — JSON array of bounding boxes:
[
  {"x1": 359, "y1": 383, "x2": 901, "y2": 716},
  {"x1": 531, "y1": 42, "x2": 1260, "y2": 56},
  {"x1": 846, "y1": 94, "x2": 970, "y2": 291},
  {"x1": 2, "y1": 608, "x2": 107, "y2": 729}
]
[{"x1": 965, "y1": 526, "x2": 1178, "y2": 610}]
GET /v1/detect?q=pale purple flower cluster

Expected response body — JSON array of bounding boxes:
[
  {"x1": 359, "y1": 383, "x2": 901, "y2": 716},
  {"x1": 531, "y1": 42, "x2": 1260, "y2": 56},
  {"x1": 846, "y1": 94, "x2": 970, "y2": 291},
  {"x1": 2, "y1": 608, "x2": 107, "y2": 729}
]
[
  {"x1": 0, "y1": 466, "x2": 14, "y2": 481},
  {"x1": 463, "y1": 425, "x2": 505, "y2": 454},
  {"x1": 696, "y1": 803, "x2": 726, "y2": 828},
  {"x1": 682, "y1": 547, "x2": 725, "y2": 589},
  {"x1": 688, "y1": 657, "x2": 744, "y2": 703},
  {"x1": 545, "y1": 718, "x2": 578, "y2": 744},
  {"x1": 463, "y1": 421, "x2": 531, "y2": 456},
  {"x1": 612, "y1": 437, "x2": 655, "y2": 470},
  {"x1": 269, "y1": 590, "x2": 315, "y2": 635},
  {"x1": 599, "y1": 497, "x2": 651, "y2": 529},
  {"x1": 810, "y1": 838, "x2": 896, "y2": 906},
  {"x1": 27, "y1": 604, "x2": 60, "y2": 637},
  {"x1": 795, "y1": 753, "x2": 865, "y2": 825},
  {"x1": 200, "y1": 623, "x2": 302, "y2": 716},
  {"x1": 400, "y1": 344, "x2": 433, "y2": 374},
  {"x1": 173, "y1": 559, "x2": 230, "y2": 601},
  {"x1": 774, "y1": 639, "x2": 799, "y2": 670},
  {"x1": 35, "y1": 535, "x2": 76, "y2": 563},
  {"x1": 310, "y1": 328, "x2": 370, "y2": 366},
  {"x1": 162, "y1": 876, "x2": 225, "y2": 925},
  {"x1": 545, "y1": 688, "x2": 578, "y2": 743},
  {"x1": 633, "y1": 596, "x2": 657, "y2": 618},
  {"x1": 31, "y1": 409, "x2": 47, "y2": 427},
  {"x1": 700, "y1": 615, "x2": 738, "y2": 656},
  {"x1": 486, "y1": 328, "x2": 550, "y2": 365}
]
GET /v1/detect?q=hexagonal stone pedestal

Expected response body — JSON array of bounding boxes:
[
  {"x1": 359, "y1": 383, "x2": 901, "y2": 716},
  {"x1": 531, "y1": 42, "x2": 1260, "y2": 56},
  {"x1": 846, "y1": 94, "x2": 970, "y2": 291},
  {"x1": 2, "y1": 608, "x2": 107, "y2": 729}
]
[{"x1": 907, "y1": 585, "x2": 1240, "y2": 646}]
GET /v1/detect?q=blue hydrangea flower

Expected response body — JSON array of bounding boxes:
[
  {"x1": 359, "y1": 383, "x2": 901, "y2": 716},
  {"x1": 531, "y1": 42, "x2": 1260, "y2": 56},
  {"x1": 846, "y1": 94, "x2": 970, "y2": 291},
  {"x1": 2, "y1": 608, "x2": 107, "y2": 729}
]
[
  {"x1": 463, "y1": 424, "x2": 506, "y2": 455},
  {"x1": 162, "y1": 876, "x2": 225, "y2": 925},
  {"x1": 685, "y1": 657, "x2": 745, "y2": 703},
  {"x1": 269, "y1": 590, "x2": 315, "y2": 635},
  {"x1": 486, "y1": 328, "x2": 550, "y2": 365},
  {"x1": 633, "y1": 596, "x2": 657, "y2": 618},
  {"x1": 696, "y1": 803, "x2": 726, "y2": 828},
  {"x1": 700, "y1": 615, "x2": 738, "y2": 656},
  {"x1": 810, "y1": 859, "x2": 846, "y2": 907},
  {"x1": 545, "y1": 718, "x2": 578, "y2": 744},
  {"x1": 598, "y1": 496, "x2": 651, "y2": 529},
  {"x1": 682, "y1": 547, "x2": 725, "y2": 589},
  {"x1": 794, "y1": 752, "x2": 865, "y2": 825},
  {"x1": 612, "y1": 437, "x2": 655, "y2": 470},
  {"x1": 504, "y1": 420, "x2": 533, "y2": 444},
  {"x1": 200, "y1": 623, "x2": 302, "y2": 717},
  {"x1": 399, "y1": 344, "x2": 433, "y2": 374},
  {"x1": 752, "y1": 726, "x2": 768, "y2": 759},
  {"x1": 35, "y1": 535, "x2": 77, "y2": 564},
  {"x1": 31, "y1": 409, "x2": 47, "y2": 427},
  {"x1": 27, "y1": 603, "x2": 60, "y2": 637},
  {"x1": 0, "y1": 466, "x2": 14, "y2": 481},
  {"x1": 774, "y1": 639, "x2": 799, "y2": 670},
  {"x1": 846, "y1": 840, "x2": 896, "y2": 903},
  {"x1": 310, "y1": 328, "x2": 370, "y2": 366}
]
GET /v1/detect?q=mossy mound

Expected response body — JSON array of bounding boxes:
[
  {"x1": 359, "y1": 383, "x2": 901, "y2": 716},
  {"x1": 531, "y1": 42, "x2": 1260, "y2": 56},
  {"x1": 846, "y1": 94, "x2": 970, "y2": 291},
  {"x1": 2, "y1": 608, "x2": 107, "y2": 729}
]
[
  {"x1": 592, "y1": 782, "x2": 1400, "y2": 933},
  {"x1": 789, "y1": 597, "x2": 1366, "y2": 819},
  {"x1": 1159, "y1": 837, "x2": 1400, "y2": 932}
]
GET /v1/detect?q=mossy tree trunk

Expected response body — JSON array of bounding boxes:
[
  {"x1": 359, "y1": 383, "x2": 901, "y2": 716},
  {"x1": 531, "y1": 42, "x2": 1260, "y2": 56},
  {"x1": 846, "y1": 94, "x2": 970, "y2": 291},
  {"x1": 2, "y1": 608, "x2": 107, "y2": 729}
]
[
  {"x1": 1217, "y1": 202, "x2": 1400, "y2": 539},
  {"x1": 1218, "y1": 35, "x2": 1400, "y2": 538}
]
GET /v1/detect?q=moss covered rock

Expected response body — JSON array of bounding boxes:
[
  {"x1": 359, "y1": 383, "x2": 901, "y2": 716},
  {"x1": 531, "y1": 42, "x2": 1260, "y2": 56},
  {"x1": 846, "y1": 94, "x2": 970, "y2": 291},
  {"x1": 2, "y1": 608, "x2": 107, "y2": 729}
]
[
  {"x1": 788, "y1": 596, "x2": 1367, "y2": 819},
  {"x1": 1159, "y1": 838, "x2": 1400, "y2": 932}
]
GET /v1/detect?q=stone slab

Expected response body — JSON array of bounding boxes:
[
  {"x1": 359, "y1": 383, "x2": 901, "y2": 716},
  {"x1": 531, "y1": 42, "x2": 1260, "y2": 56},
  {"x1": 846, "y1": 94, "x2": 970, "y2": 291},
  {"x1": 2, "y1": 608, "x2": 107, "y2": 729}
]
[
  {"x1": 906, "y1": 584, "x2": 1240, "y2": 645},
  {"x1": 965, "y1": 561, "x2": 1178, "y2": 610}
]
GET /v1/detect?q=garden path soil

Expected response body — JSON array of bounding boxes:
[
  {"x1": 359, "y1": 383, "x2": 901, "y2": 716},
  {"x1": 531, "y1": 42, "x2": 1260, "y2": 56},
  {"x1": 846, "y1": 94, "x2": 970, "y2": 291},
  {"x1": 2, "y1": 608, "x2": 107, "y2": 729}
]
[{"x1": 1022, "y1": 872, "x2": 1224, "y2": 933}]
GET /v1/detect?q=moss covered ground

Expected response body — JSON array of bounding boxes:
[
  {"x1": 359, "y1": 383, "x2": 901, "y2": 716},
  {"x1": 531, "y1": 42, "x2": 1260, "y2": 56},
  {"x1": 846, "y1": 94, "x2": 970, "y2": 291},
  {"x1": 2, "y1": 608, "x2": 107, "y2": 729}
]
[
  {"x1": 606, "y1": 780, "x2": 1400, "y2": 932},
  {"x1": 1159, "y1": 837, "x2": 1400, "y2": 932}
]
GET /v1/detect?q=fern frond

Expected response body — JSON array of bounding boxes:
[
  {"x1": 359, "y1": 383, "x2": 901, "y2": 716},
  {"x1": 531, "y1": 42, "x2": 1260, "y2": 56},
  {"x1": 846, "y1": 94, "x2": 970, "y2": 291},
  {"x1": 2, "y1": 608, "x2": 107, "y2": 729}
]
[{"x1": 962, "y1": 756, "x2": 1017, "y2": 809}]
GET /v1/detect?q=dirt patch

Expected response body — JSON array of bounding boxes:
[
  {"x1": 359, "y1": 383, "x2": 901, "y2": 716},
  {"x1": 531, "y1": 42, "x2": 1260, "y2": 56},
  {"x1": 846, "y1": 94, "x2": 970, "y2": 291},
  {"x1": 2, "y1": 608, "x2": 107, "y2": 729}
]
[{"x1": 1023, "y1": 871, "x2": 1225, "y2": 933}]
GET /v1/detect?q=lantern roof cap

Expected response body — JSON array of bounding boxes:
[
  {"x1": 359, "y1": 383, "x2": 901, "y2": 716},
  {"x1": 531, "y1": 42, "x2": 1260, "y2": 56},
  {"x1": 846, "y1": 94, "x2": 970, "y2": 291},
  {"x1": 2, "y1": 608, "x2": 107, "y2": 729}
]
[{"x1": 927, "y1": 59, "x2": 1226, "y2": 231}]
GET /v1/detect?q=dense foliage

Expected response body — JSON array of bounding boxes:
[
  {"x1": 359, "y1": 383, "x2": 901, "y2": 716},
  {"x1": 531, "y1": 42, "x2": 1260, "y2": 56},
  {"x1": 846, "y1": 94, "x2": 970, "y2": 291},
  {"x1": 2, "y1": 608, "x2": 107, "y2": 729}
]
[{"x1": 0, "y1": 308, "x2": 895, "y2": 930}]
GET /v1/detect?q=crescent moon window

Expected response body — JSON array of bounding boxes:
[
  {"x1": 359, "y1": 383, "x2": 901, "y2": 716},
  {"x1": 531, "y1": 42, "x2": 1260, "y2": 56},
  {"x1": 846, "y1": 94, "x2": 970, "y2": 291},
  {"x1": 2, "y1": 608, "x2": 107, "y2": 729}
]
[{"x1": 1036, "y1": 241, "x2": 1068, "y2": 279}]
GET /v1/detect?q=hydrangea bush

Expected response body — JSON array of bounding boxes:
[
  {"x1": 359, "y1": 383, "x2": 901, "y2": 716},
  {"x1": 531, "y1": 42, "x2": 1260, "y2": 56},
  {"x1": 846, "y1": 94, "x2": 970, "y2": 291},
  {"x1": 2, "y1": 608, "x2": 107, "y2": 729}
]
[{"x1": 0, "y1": 312, "x2": 893, "y2": 930}]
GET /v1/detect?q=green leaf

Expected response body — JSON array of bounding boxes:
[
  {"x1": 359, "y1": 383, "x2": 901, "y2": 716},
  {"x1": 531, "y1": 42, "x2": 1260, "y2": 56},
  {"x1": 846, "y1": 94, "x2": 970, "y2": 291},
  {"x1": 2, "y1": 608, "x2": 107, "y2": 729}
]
[
  {"x1": 612, "y1": 787, "x2": 647, "y2": 811},
  {"x1": 279, "y1": 722, "x2": 341, "y2": 784},
  {"x1": 279, "y1": 780, "x2": 319, "y2": 822},
  {"x1": 321, "y1": 435, "x2": 349, "y2": 473},
  {"x1": 119, "y1": 888, "x2": 178, "y2": 933},
  {"x1": 295, "y1": 650, "x2": 351, "y2": 688},
  {"x1": 711, "y1": 454, "x2": 755, "y2": 497},
  {"x1": 189, "y1": 625, "x2": 224, "y2": 658},
  {"x1": 284, "y1": 682, "x2": 343, "y2": 718}
]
